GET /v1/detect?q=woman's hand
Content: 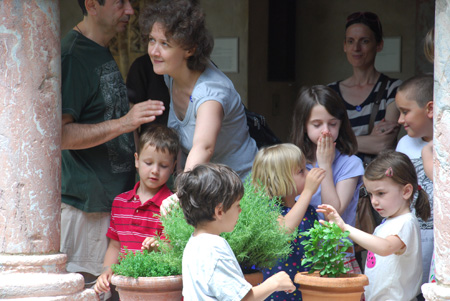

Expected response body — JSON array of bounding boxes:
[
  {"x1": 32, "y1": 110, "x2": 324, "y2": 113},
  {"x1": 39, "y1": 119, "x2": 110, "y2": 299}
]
[
  {"x1": 317, "y1": 204, "x2": 346, "y2": 231},
  {"x1": 141, "y1": 237, "x2": 160, "y2": 251},
  {"x1": 372, "y1": 119, "x2": 399, "y2": 136},
  {"x1": 357, "y1": 102, "x2": 400, "y2": 154},
  {"x1": 316, "y1": 130, "x2": 335, "y2": 169}
]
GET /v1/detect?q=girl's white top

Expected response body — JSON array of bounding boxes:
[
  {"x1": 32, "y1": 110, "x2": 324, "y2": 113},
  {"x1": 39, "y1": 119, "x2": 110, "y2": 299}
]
[{"x1": 364, "y1": 212, "x2": 422, "y2": 301}]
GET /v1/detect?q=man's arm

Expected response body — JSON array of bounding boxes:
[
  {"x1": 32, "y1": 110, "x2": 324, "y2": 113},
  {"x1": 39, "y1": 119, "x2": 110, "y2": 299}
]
[{"x1": 61, "y1": 100, "x2": 165, "y2": 150}]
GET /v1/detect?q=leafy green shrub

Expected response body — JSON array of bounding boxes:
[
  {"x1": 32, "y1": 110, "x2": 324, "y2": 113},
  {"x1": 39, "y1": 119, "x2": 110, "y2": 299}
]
[
  {"x1": 222, "y1": 180, "x2": 297, "y2": 271},
  {"x1": 111, "y1": 248, "x2": 181, "y2": 278},
  {"x1": 112, "y1": 179, "x2": 297, "y2": 278},
  {"x1": 300, "y1": 220, "x2": 352, "y2": 278},
  {"x1": 111, "y1": 203, "x2": 191, "y2": 278}
]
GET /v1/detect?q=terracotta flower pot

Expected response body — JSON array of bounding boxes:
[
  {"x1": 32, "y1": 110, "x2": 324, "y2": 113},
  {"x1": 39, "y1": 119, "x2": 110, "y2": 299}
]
[
  {"x1": 294, "y1": 271, "x2": 369, "y2": 301},
  {"x1": 244, "y1": 271, "x2": 264, "y2": 286},
  {"x1": 111, "y1": 274, "x2": 182, "y2": 301}
]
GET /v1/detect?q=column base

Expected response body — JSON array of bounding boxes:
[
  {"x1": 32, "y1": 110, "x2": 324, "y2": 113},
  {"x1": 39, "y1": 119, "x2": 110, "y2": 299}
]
[
  {"x1": 0, "y1": 254, "x2": 98, "y2": 300},
  {"x1": 422, "y1": 283, "x2": 450, "y2": 300}
]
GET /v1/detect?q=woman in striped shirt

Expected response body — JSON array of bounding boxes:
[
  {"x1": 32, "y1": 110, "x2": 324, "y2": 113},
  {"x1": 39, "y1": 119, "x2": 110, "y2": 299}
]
[{"x1": 328, "y1": 12, "x2": 401, "y2": 165}]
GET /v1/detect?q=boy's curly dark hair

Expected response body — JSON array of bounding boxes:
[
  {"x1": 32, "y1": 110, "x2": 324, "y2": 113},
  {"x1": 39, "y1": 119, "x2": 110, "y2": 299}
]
[
  {"x1": 176, "y1": 163, "x2": 244, "y2": 227},
  {"x1": 139, "y1": 0, "x2": 213, "y2": 72}
]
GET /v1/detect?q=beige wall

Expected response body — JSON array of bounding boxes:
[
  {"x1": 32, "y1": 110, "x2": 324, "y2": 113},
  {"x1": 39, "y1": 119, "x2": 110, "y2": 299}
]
[
  {"x1": 60, "y1": 1, "x2": 82, "y2": 37},
  {"x1": 201, "y1": 0, "x2": 249, "y2": 104}
]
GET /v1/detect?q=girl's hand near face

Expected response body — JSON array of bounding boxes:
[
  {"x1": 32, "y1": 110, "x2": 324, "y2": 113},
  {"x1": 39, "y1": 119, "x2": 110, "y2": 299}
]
[
  {"x1": 279, "y1": 168, "x2": 325, "y2": 234},
  {"x1": 316, "y1": 130, "x2": 335, "y2": 169},
  {"x1": 303, "y1": 168, "x2": 326, "y2": 195}
]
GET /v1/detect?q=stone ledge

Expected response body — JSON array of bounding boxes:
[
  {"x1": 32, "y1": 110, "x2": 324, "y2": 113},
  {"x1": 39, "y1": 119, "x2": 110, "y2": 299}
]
[
  {"x1": 2, "y1": 289, "x2": 98, "y2": 301},
  {"x1": 422, "y1": 283, "x2": 450, "y2": 301},
  {"x1": 0, "y1": 272, "x2": 86, "y2": 299},
  {"x1": 0, "y1": 254, "x2": 67, "y2": 273}
]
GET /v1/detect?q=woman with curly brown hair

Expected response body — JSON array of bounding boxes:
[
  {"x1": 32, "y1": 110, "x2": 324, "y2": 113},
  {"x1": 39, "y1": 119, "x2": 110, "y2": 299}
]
[{"x1": 139, "y1": 0, "x2": 257, "y2": 181}]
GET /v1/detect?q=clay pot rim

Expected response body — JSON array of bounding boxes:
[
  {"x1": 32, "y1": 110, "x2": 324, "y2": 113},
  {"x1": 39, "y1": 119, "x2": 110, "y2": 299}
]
[
  {"x1": 294, "y1": 271, "x2": 369, "y2": 288},
  {"x1": 111, "y1": 274, "x2": 182, "y2": 288}
]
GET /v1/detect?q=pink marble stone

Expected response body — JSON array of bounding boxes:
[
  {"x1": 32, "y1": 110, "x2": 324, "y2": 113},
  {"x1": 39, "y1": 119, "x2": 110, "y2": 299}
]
[
  {"x1": 0, "y1": 254, "x2": 66, "y2": 273},
  {"x1": 422, "y1": 1, "x2": 450, "y2": 299},
  {"x1": 0, "y1": 256, "x2": 99, "y2": 300},
  {"x1": 0, "y1": 1, "x2": 96, "y2": 299},
  {"x1": 0, "y1": 0, "x2": 61, "y2": 254}
]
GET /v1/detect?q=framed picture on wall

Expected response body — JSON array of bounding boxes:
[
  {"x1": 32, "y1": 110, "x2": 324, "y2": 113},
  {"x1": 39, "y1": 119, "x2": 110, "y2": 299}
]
[
  {"x1": 375, "y1": 37, "x2": 402, "y2": 73},
  {"x1": 211, "y1": 38, "x2": 239, "y2": 73}
]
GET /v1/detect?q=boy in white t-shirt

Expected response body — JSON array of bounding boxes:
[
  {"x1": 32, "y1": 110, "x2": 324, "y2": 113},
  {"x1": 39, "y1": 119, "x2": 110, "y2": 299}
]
[
  {"x1": 395, "y1": 73, "x2": 434, "y2": 285},
  {"x1": 177, "y1": 163, "x2": 295, "y2": 300}
]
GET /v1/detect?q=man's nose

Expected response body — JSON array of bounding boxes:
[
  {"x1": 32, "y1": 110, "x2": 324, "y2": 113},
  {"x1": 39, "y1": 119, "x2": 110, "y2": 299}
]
[{"x1": 124, "y1": 1, "x2": 134, "y2": 15}]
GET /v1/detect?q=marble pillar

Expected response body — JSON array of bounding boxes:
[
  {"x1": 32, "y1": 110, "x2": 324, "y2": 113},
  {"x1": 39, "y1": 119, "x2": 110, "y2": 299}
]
[
  {"x1": 0, "y1": 1, "x2": 96, "y2": 299},
  {"x1": 422, "y1": 0, "x2": 450, "y2": 300}
]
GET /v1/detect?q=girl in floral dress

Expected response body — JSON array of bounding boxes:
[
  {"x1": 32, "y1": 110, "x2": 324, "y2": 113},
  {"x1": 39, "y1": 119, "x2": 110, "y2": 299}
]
[{"x1": 252, "y1": 143, "x2": 325, "y2": 300}]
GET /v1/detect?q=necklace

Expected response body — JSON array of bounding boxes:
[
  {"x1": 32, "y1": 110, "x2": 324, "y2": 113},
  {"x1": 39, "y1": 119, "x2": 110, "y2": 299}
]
[{"x1": 75, "y1": 24, "x2": 83, "y2": 35}]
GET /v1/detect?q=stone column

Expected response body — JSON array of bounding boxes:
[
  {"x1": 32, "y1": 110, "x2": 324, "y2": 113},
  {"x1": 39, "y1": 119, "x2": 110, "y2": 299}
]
[
  {"x1": 422, "y1": 0, "x2": 450, "y2": 300},
  {"x1": 0, "y1": 1, "x2": 96, "y2": 299}
]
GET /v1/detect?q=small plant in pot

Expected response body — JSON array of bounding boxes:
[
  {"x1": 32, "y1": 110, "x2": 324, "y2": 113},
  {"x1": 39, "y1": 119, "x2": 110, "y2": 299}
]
[
  {"x1": 111, "y1": 179, "x2": 297, "y2": 299},
  {"x1": 294, "y1": 220, "x2": 369, "y2": 301}
]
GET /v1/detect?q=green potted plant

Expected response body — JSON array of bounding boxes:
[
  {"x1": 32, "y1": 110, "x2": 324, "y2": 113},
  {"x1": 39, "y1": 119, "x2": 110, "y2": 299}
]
[
  {"x1": 294, "y1": 220, "x2": 369, "y2": 301},
  {"x1": 111, "y1": 179, "x2": 297, "y2": 300},
  {"x1": 110, "y1": 249, "x2": 183, "y2": 300}
]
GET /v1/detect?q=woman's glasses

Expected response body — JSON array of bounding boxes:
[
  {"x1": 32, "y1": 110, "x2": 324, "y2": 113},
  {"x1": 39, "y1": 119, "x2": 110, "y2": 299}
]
[
  {"x1": 346, "y1": 12, "x2": 379, "y2": 23},
  {"x1": 346, "y1": 11, "x2": 382, "y2": 35}
]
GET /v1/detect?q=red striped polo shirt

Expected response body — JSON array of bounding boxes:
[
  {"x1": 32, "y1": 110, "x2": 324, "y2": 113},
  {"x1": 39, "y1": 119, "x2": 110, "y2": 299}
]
[{"x1": 106, "y1": 181, "x2": 173, "y2": 254}]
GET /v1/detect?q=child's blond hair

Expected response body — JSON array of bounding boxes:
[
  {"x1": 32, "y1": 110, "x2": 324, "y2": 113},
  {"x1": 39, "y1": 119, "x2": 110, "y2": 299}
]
[{"x1": 252, "y1": 143, "x2": 305, "y2": 198}]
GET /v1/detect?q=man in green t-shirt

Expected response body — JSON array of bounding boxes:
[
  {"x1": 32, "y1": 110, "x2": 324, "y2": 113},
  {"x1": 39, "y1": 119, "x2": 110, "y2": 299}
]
[{"x1": 60, "y1": 0, "x2": 165, "y2": 289}]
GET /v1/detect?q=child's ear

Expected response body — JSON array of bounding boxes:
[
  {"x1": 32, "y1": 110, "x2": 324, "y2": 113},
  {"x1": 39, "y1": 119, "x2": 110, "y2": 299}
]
[
  {"x1": 426, "y1": 101, "x2": 434, "y2": 119},
  {"x1": 134, "y1": 152, "x2": 139, "y2": 169},
  {"x1": 172, "y1": 159, "x2": 177, "y2": 170},
  {"x1": 402, "y1": 183, "x2": 414, "y2": 200},
  {"x1": 214, "y1": 204, "x2": 224, "y2": 220}
]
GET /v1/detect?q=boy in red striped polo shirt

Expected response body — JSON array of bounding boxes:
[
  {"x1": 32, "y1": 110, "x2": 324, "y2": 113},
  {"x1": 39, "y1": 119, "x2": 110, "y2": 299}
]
[{"x1": 94, "y1": 124, "x2": 179, "y2": 295}]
